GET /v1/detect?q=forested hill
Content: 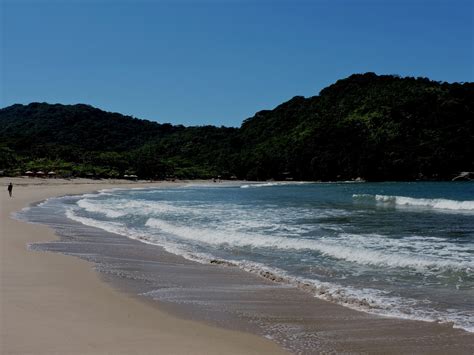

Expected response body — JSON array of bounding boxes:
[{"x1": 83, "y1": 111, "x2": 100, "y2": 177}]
[
  {"x1": 1, "y1": 73, "x2": 473, "y2": 181},
  {"x1": 0, "y1": 102, "x2": 239, "y2": 179},
  {"x1": 239, "y1": 73, "x2": 474, "y2": 180}
]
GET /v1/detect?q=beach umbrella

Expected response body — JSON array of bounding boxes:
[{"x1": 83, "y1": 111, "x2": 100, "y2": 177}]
[{"x1": 36, "y1": 171, "x2": 45, "y2": 175}]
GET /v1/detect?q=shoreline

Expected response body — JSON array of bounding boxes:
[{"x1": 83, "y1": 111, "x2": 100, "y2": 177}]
[
  {"x1": 2, "y1": 177, "x2": 474, "y2": 354},
  {"x1": 0, "y1": 177, "x2": 285, "y2": 354}
]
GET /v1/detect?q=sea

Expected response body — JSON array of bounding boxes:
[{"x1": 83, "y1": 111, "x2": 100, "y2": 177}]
[{"x1": 19, "y1": 181, "x2": 474, "y2": 334}]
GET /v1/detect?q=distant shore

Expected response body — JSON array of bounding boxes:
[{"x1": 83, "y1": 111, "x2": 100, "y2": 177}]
[
  {"x1": 1, "y1": 177, "x2": 473, "y2": 354},
  {"x1": 0, "y1": 177, "x2": 284, "y2": 355}
]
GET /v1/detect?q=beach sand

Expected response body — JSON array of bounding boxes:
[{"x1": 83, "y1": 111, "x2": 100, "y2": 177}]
[
  {"x1": 1, "y1": 177, "x2": 473, "y2": 354},
  {"x1": 0, "y1": 177, "x2": 285, "y2": 354}
]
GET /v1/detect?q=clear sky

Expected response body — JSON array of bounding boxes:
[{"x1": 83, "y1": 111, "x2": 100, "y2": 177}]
[{"x1": 1, "y1": 0, "x2": 473, "y2": 127}]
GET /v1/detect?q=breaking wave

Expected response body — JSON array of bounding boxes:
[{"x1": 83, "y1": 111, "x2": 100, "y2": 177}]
[
  {"x1": 240, "y1": 182, "x2": 311, "y2": 188},
  {"x1": 353, "y1": 194, "x2": 474, "y2": 212},
  {"x1": 60, "y1": 208, "x2": 474, "y2": 333},
  {"x1": 54, "y1": 183, "x2": 474, "y2": 334},
  {"x1": 144, "y1": 218, "x2": 473, "y2": 273}
]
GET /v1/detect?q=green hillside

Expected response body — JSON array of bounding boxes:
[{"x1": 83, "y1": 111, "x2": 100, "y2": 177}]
[
  {"x1": 1, "y1": 73, "x2": 473, "y2": 181},
  {"x1": 0, "y1": 103, "x2": 238, "y2": 179},
  {"x1": 239, "y1": 73, "x2": 474, "y2": 180}
]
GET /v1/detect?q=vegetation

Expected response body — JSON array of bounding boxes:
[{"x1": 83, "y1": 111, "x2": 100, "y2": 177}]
[{"x1": 1, "y1": 73, "x2": 472, "y2": 181}]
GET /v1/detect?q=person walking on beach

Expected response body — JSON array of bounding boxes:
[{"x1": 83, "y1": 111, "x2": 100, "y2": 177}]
[{"x1": 7, "y1": 182, "x2": 13, "y2": 197}]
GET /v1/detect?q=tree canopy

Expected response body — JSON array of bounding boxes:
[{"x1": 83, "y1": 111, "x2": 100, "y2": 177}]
[{"x1": 1, "y1": 73, "x2": 472, "y2": 180}]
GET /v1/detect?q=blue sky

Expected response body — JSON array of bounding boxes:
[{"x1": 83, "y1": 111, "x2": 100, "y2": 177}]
[{"x1": 1, "y1": 0, "x2": 473, "y2": 127}]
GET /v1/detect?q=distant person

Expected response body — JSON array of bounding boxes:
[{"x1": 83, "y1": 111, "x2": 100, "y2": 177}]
[{"x1": 7, "y1": 182, "x2": 13, "y2": 197}]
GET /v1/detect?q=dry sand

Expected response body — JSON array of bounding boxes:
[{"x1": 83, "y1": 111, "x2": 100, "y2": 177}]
[{"x1": 0, "y1": 177, "x2": 285, "y2": 355}]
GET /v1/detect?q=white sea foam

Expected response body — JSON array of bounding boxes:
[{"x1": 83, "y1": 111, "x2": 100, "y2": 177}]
[
  {"x1": 241, "y1": 182, "x2": 311, "y2": 189},
  {"x1": 320, "y1": 233, "x2": 474, "y2": 272},
  {"x1": 58, "y1": 186, "x2": 474, "y2": 334},
  {"x1": 77, "y1": 199, "x2": 127, "y2": 218},
  {"x1": 65, "y1": 208, "x2": 186, "y2": 255},
  {"x1": 76, "y1": 198, "x2": 194, "y2": 219},
  {"x1": 62, "y1": 204, "x2": 474, "y2": 333},
  {"x1": 353, "y1": 194, "x2": 474, "y2": 212},
  {"x1": 241, "y1": 260, "x2": 474, "y2": 332},
  {"x1": 65, "y1": 208, "x2": 126, "y2": 232},
  {"x1": 180, "y1": 256, "x2": 474, "y2": 333},
  {"x1": 75, "y1": 194, "x2": 349, "y2": 234},
  {"x1": 75, "y1": 192, "x2": 473, "y2": 274},
  {"x1": 145, "y1": 218, "x2": 473, "y2": 272}
]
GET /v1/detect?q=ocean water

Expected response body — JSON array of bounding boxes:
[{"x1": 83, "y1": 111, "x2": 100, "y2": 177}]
[{"x1": 29, "y1": 182, "x2": 474, "y2": 332}]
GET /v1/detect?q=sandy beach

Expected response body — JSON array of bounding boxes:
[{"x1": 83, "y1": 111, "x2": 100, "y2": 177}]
[
  {"x1": 1, "y1": 177, "x2": 474, "y2": 354},
  {"x1": 0, "y1": 177, "x2": 285, "y2": 355}
]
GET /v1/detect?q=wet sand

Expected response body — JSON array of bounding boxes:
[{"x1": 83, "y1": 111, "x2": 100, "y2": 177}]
[
  {"x1": 1, "y1": 177, "x2": 474, "y2": 354},
  {"x1": 0, "y1": 177, "x2": 284, "y2": 354}
]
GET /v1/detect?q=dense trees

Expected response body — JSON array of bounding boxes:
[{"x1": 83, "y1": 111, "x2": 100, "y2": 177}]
[
  {"x1": 1, "y1": 73, "x2": 472, "y2": 180},
  {"x1": 239, "y1": 73, "x2": 474, "y2": 180}
]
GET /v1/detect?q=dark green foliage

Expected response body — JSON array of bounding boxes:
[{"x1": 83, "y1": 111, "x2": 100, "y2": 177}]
[
  {"x1": 0, "y1": 102, "x2": 240, "y2": 178},
  {"x1": 1, "y1": 73, "x2": 472, "y2": 180},
  {"x1": 239, "y1": 73, "x2": 474, "y2": 181}
]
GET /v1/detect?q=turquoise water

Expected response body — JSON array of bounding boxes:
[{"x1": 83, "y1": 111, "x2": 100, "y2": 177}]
[{"x1": 57, "y1": 182, "x2": 474, "y2": 331}]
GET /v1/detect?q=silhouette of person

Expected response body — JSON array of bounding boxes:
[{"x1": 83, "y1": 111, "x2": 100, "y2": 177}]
[{"x1": 7, "y1": 183, "x2": 13, "y2": 197}]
